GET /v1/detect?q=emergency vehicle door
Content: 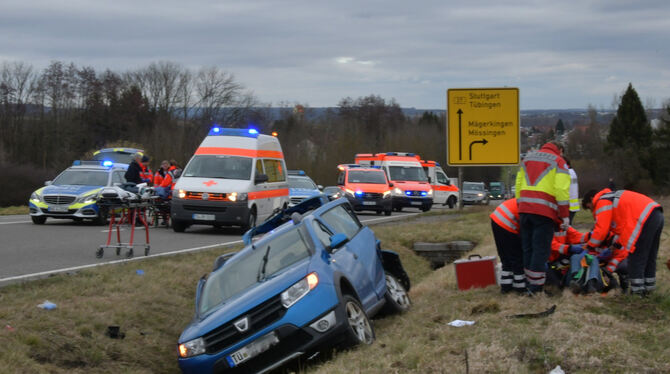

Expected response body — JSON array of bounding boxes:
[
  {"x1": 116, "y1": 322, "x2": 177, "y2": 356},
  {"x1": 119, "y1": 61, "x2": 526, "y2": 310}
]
[
  {"x1": 434, "y1": 169, "x2": 450, "y2": 205},
  {"x1": 253, "y1": 159, "x2": 269, "y2": 220},
  {"x1": 262, "y1": 159, "x2": 287, "y2": 220}
]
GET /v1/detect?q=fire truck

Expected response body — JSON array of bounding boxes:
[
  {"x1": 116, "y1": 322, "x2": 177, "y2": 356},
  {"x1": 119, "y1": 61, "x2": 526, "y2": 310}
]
[
  {"x1": 420, "y1": 160, "x2": 459, "y2": 209},
  {"x1": 354, "y1": 152, "x2": 432, "y2": 212}
]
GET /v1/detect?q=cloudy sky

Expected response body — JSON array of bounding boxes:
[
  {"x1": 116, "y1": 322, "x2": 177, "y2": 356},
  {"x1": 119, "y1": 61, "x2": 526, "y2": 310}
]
[{"x1": 2, "y1": 0, "x2": 669, "y2": 109}]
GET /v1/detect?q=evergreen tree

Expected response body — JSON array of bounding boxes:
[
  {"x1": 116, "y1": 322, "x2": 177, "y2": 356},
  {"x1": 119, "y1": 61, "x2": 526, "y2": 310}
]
[
  {"x1": 555, "y1": 119, "x2": 565, "y2": 135},
  {"x1": 606, "y1": 83, "x2": 652, "y2": 151}
]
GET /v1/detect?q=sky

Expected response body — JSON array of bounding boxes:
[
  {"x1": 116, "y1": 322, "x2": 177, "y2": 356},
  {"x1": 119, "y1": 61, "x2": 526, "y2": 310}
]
[{"x1": 1, "y1": 0, "x2": 669, "y2": 110}]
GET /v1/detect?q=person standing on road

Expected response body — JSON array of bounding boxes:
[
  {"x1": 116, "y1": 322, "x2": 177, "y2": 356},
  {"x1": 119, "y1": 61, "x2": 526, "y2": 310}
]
[
  {"x1": 564, "y1": 157, "x2": 579, "y2": 224},
  {"x1": 490, "y1": 198, "x2": 525, "y2": 293},
  {"x1": 124, "y1": 153, "x2": 143, "y2": 185},
  {"x1": 515, "y1": 142, "x2": 571, "y2": 295},
  {"x1": 140, "y1": 155, "x2": 153, "y2": 185},
  {"x1": 582, "y1": 188, "x2": 663, "y2": 295}
]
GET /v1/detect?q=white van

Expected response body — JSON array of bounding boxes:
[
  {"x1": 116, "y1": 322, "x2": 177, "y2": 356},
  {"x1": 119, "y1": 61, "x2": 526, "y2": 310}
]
[{"x1": 170, "y1": 127, "x2": 289, "y2": 232}]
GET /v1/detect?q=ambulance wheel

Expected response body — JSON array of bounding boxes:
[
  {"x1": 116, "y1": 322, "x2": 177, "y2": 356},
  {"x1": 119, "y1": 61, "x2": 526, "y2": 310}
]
[
  {"x1": 421, "y1": 206, "x2": 431, "y2": 212},
  {"x1": 394, "y1": 207, "x2": 402, "y2": 212},
  {"x1": 376, "y1": 210, "x2": 382, "y2": 215},
  {"x1": 382, "y1": 272, "x2": 411, "y2": 314},
  {"x1": 241, "y1": 208, "x2": 256, "y2": 232},
  {"x1": 95, "y1": 248, "x2": 104, "y2": 258},
  {"x1": 447, "y1": 196, "x2": 456, "y2": 209},
  {"x1": 384, "y1": 208, "x2": 392, "y2": 216},
  {"x1": 31, "y1": 216, "x2": 47, "y2": 225},
  {"x1": 144, "y1": 246, "x2": 150, "y2": 256},
  {"x1": 126, "y1": 248, "x2": 134, "y2": 258},
  {"x1": 172, "y1": 220, "x2": 187, "y2": 233},
  {"x1": 116, "y1": 247, "x2": 121, "y2": 256}
]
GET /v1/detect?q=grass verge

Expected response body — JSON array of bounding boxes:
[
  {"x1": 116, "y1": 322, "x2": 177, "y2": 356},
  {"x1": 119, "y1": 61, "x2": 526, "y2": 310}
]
[
  {"x1": 0, "y1": 205, "x2": 28, "y2": 215},
  {"x1": 0, "y1": 203, "x2": 668, "y2": 373}
]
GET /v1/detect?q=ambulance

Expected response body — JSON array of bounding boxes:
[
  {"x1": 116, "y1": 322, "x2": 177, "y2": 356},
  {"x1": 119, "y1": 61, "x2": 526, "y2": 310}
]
[
  {"x1": 336, "y1": 164, "x2": 393, "y2": 215},
  {"x1": 170, "y1": 127, "x2": 289, "y2": 232},
  {"x1": 355, "y1": 152, "x2": 432, "y2": 212},
  {"x1": 420, "y1": 159, "x2": 459, "y2": 209}
]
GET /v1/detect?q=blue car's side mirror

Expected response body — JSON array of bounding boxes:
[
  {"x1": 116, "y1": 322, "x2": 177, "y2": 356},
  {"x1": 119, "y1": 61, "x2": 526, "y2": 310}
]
[{"x1": 328, "y1": 233, "x2": 348, "y2": 252}]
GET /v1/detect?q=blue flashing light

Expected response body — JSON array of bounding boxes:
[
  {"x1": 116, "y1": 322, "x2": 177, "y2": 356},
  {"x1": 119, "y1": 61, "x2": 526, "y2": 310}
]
[
  {"x1": 207, "y1": 127, "x2": 260, "y2": 138},
  {"x1": 405, "y1": 191, "x2": 412, "y2": 196},
  {"x1": 72, "y1": 160, "x2": 82, "y2": 166},
  {"x1": 355, "y1": 190, "x2": 364, "y2": 196},
  {"x1": 102, "y1": 160, "x2": 113, "y2": 167},
  {"x1": 421, "y1": 191, "x2": 428, "y2": 196},
  {"x1": 370, "y1": 165, "x2": 381, "y2": 169},
  {"x1": 435, "y1": 162, "x2": 441, "y2": 166},
  {"x1": 386, "y1": 152, "x2": 396, "y2": 156}
]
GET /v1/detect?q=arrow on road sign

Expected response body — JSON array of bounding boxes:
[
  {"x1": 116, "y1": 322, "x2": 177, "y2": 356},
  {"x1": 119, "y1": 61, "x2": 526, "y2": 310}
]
[
  {"x1": 469, "y1": 138, "x2": 488, "y2": 160},
  {"x1": 457, "y1": 109, "x2": 463, "y2": 160}
]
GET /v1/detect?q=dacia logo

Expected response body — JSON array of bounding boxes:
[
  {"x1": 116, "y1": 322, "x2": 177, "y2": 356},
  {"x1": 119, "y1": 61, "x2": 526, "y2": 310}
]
[{"x1": 233, "y1": 316, "x2": 249, "y2": 332}]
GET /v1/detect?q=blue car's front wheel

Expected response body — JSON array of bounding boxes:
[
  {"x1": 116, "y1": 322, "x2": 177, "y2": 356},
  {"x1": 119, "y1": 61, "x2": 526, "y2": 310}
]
[
  {"x1": 383, "y1": 272, "x2": 411, "y2": 314},
  {"x1": 342, "y1": 295, "x2": 375, "y2": 346}
]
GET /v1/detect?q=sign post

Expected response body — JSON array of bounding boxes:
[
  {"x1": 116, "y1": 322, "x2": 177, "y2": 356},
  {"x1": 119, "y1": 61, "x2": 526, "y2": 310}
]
[{"x1": 446, "y1": 88, "x2": 520, "y2": 208}]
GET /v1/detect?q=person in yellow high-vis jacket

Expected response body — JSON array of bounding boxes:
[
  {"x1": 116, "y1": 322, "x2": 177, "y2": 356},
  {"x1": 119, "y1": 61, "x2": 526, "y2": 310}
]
[{"x1": 515, "y1": 142, "x2": 571, "y2": 295}]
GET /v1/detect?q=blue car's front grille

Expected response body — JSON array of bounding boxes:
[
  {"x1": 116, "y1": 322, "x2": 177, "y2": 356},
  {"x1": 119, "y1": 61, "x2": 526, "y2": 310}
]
[{"x1": 203, "y1": 295, "x2": 286, "y2": 354}]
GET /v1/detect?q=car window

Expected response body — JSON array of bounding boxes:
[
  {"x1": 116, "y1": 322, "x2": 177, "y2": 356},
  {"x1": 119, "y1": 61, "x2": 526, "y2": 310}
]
[
  {"x1": 311, "y1": 220, "x2": 332, "y2": 247},
  {"x1": 183, "y1": 155, "x2": 253, "y2": 180},
  {"x1": 112, "y1": 172, "x2": 125, "y2": 185},
  {"x1": 321, "y1": 204, "x2": 361, "y2": 239},
  {"x1": 288, "y1": 176, "x2": 318, "y2": 189},
  {"x1": 347, "y1": 170, "x2": 387, "y2": 184},
  {"x1": 337, "y1": 171, "x2": 345, "y2": 185},
  {"x1": 255, "y1": 159, "x2": 264, "y2": 176},
  {"x1": 436, "y1": 172, "x2": 448, "y2": 185},
  {"x1": 263, "y1": 159, "x2": 286, "y2": 182},
  {"x1": 52, "y1": 170, "x2": 109, "y2": 186}
]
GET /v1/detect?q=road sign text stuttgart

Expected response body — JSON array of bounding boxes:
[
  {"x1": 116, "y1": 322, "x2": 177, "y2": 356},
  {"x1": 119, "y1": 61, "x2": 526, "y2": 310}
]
[{"x1": 447, "y1": 88, "x2": 519, "y2": 166}]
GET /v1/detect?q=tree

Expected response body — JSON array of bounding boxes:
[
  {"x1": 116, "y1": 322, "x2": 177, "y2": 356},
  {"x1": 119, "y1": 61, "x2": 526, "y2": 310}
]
[{"x1": 555, "y1": 119, "x2": 565, "y2": 135}]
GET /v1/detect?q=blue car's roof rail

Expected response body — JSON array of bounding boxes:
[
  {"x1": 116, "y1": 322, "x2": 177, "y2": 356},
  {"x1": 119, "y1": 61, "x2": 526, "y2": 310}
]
[{"x1": 242, "y1": 194, "x2": 329, "y2": 244}]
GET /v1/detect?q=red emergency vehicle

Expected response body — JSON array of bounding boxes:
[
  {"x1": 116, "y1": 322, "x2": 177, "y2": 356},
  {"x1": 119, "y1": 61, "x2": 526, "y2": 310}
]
[
  {"x1": 355, "y1": 152, "x2": 432, "y2": 212},
  {"x1": 336, "y1": 164, "x2": 393, "y2": 215}
]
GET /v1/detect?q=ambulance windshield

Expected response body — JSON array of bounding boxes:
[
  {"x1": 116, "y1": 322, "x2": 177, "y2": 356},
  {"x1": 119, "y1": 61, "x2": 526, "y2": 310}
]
[
  {"x1": 183, "y1": 155, "x2": 253, "y2": 180},
  {"x1": 387, "y1": 166, "x2": 428, "y2": 182}
]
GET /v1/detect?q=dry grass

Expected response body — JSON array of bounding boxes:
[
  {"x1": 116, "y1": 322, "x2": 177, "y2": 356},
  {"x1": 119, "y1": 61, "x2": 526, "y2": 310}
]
[
  {"x1": 0, "y1": 205, "x2": 29, "y2": 215},
  {"x1": 0, "y1": 202, "x2": 668, "y2": 373}
]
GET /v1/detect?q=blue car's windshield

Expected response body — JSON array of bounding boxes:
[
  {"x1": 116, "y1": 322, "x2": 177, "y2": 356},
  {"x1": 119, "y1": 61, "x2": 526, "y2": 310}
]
[
  {"x1": 199, "y1": 226, "x2": 311, "y2": 315},
  {"x1": 52, "y1": 170, "x2": 109, "y2": 186}
]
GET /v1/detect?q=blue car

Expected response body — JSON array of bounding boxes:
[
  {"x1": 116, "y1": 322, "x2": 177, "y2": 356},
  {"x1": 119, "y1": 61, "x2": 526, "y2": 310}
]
[
  {"x1": 177, "y1": 196, "x2": 411, "y2": 373},
  {"x1": 287, "y1": 170, "x2": 322, "y2": 207}
]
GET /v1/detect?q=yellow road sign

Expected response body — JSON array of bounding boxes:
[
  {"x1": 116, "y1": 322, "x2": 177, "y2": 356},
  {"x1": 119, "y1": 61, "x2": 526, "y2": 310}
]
[{"x1": 447, "y1": 88, "x2": 519, "y2": 166}]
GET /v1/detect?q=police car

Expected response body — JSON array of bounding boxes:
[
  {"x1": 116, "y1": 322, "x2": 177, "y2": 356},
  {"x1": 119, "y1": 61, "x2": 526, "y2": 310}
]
[
  {"x1": 92, "y1": 147, "x2": 144, "y2": 165},
  {"x1": 287, "y1": 170, "x2": 323, "y2": 207},
  {"x1": 28, "y1": 160, "x2": 128, "y2": 225}
]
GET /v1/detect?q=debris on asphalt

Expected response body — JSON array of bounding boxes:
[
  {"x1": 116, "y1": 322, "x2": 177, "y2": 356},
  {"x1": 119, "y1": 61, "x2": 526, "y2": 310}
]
[
  {"x1": 447, "y1": 319, "x2": 476, "y2": 327},
  {"x1": 37, "y1": 301, "x2": 57, "y2": 310}
]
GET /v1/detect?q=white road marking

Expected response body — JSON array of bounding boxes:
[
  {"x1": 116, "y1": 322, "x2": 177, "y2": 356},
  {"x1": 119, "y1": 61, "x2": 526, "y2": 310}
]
[{"x1": 0, "y1": 221, "x2": 31, "y2": 225}]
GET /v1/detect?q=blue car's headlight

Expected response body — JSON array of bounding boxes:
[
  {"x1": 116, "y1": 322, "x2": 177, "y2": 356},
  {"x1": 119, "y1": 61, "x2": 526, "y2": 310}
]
[
  {"x1": 178, "y1": 337, "x2": 206, "y2": 358},
  {"x1": 281, "y1": 272, "x2": 318, "y2": 308}
]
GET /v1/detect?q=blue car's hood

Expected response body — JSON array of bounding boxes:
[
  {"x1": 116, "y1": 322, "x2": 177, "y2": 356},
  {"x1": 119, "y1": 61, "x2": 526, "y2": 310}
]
[
  {"x1": 41, "y1": 184, "x2": 103, "y2": 195},
  {"x1": 179, "y1": 259, "x2": 311, "y2": 343}
]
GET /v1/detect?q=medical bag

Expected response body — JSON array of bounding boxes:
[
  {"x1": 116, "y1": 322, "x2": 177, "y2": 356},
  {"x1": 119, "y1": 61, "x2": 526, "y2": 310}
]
[{"x1": 454, "y1": 254, "x2": 498, "y2": 290}]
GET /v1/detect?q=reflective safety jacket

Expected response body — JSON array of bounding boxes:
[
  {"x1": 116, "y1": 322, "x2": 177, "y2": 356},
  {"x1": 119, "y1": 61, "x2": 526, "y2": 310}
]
[
  {"x1": 569, "y1": 168, "x2": 579, "y2": 212},
  {"x1": 549, "y1": 226, "x2": 587, "y2": 262},
  {"x1": 154, "y1": 169, "x2": 166, "y2": 187},
  {"x1": 140, "y1": 164, "x2": 153, "y2": 184},
  {"x1": 587, "y1": 188, "x2": 662, "y2": 254},
  {"x1": 490, "y1": 198, "x2": 519, "y2": 234},
  {"x1": 515, "y1": 143, "x2": 570, "y2": 223},
  {"x1": 160, "y1": 166, "x2": 178, "y2": 189}
]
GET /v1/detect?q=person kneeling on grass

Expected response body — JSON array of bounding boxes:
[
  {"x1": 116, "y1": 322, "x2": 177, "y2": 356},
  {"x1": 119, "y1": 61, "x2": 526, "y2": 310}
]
[
  {"x1": 490, "y1": 198, "x2": 526, "y2": 294},
  {"x1": 545, "y1": 226, "x2": 588, "y2": 292}
]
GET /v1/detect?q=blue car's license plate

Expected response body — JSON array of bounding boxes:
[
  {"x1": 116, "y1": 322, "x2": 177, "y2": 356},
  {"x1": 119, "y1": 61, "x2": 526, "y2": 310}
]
[{"x1": 226, "y1": 332, "x2": 279, "y2": 367}]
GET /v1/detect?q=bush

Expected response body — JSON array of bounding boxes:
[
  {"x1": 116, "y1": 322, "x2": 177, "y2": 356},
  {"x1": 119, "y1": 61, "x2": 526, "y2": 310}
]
[{"x1": 0, "y1": 162, "x2": 57, "y2": 207}]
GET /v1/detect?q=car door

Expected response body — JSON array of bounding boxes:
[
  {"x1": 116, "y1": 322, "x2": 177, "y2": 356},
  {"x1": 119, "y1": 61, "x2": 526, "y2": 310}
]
[
  {"x1": 253, "y1": 159, "x2": 269, "y2": 220},
  {"x1": 435, "y1": 169, "x2": 451, "y2": 205},
  {"x1": 319, "y1": 203, "x2": 383, "y2": 309}
]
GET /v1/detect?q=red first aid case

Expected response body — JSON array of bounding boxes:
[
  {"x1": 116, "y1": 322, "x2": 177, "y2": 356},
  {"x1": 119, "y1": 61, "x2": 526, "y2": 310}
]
[{"x1": 454, "y1": 254, "x2": 497, "y2": 290}]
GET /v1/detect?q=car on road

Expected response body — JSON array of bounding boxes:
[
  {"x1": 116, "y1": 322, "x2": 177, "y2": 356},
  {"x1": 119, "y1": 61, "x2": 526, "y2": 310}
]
[
  {"x1": 488, "y1": 181, "x2": 506, "y2": 200},
  {"x1": 28, "y1": 160, "x2": 128, "y2": 225},
  {"x1": 177, "y1": 196, "x2": 411, "y2": 374},
  {"x1": 461, "y1": 181, "x2": 489, "y2": 205},
  {"x1": 336, "y1": 164, "x2": 393, "y2": 215},
  {"x1": 91, "y1": 147, "x2": 144, "y2": 165},
  {"x1": 287, "y1": 170, "x2": 322, "y2": 207}
]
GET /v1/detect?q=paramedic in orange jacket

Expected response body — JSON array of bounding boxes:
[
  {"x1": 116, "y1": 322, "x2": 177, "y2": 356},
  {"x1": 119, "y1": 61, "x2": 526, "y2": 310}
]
[
  {"x1": 546, "y1": 226, "x2": 587, "y2": 288},
  {"x1": 515, "y1": 142, "x2": 571, "y2": 294},
  {"x1": 153, "y1": 160, "x2": 170, "y2": 187},
  {"x1": 155, "y1": 160, "x2": 180, "y2": 200},
  {"x1": 582, "y1": 188, "x2": 664, "y2": 295},
  {"x1": 140, "y1": 155, "x2": 153, "y2": 185},
  {"x1": 490, "y1": 198, "x2": 524, "y2": 293}
]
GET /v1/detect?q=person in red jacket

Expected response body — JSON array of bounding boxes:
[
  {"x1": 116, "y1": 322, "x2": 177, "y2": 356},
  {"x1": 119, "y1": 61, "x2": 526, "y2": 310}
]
[
  {"x1": 140, "y1": 155, "x2": 153, "y2": 185},
  {"x1": 153, "y1": 160, "x2": 170, "y2": 187},
  {"x1": 515, "y1": 142, "x2": 571, "y2": 295},
  {"x1": 155, "y1": 160, "x2": 181, "y2": 200},
  {"x1": 582, "y1": 188, "x2": 663, "y2": 295},
  {"x1": 490, "y1": 198, "x2": 525, "y2": 293}
]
